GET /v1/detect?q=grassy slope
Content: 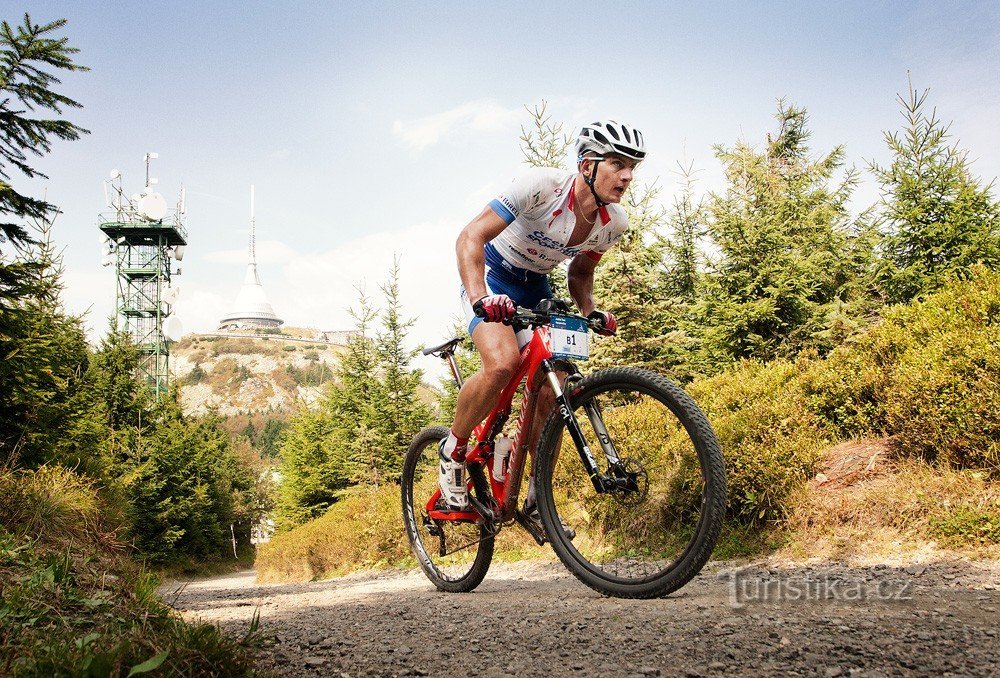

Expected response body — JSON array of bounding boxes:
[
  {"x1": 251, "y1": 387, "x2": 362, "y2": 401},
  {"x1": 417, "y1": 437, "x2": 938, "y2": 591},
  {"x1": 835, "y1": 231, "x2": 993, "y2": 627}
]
[{"x1": 0, "y1": 467, "x2": 260, "y2": 676}]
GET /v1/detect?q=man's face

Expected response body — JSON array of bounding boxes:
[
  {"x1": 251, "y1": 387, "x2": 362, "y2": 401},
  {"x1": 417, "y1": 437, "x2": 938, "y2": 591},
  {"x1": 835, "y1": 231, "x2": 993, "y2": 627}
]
[{"x1": 585, "y1": 153, "x2": 637, "y2": 204}]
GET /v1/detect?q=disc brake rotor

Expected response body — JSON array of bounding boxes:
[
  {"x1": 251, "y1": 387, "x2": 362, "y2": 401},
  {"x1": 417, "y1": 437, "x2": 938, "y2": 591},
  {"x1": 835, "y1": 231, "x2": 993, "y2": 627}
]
[{"x1": 609, "y1": 457, "x2": 649, "y2": 506}]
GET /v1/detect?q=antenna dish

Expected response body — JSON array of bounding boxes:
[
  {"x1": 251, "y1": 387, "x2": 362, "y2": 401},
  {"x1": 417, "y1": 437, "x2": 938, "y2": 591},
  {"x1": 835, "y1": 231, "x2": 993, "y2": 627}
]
[
  {"x1": 164, "y1": 316, "x2": 184, "y2": 342},
  {"x1": 173, "y1": 245, "x2": 185, "y2": 261},
  {"x1": 138, "y1": 192, "x2": 168, "y2": 220},
  {"x1": 163, "y1": 285, "x2": 180, "y2": 304}
]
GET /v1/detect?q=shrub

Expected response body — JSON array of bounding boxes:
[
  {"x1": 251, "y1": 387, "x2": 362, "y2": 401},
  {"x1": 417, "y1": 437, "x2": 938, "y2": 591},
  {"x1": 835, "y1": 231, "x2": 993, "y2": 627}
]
[
  {"x1": 257, "y1": 483, "x2": 409, "y2": 581},
  {"x1": 882, "y1": 271, "x2": 1000, "y2": 473},
  {"x1": 688, "y1": 359, "x2": 832, "y2": 523},
  {"x1": 211, "y1": 338, "x2": 264, "y2": 356},
  {"x1": 803, "y1": 267, "x2": 1000, "y2": 473},
  {"x1": 180, "y1": 364, "x2": 207, "y2": 386}
]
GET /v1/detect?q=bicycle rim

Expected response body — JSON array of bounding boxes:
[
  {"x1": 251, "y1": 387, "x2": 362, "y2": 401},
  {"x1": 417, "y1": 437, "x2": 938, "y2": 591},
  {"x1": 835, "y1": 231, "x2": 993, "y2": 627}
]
[
  {"x1": 401, "y1": 426, "x2": 493, "y2": 592},
  {"x1": 536, "y1": 368, "x2": 726, "y2": 598}
]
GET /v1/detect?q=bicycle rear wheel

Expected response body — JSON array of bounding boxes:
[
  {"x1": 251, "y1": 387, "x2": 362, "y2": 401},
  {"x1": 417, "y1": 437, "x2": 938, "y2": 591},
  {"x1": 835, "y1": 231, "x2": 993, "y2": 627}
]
[
  {"x1": 535, "y1": 367, "x2": 726, "y2": 599},
  {"x1": 401, "y1": 426, "x2": 494, "y2": 593}
]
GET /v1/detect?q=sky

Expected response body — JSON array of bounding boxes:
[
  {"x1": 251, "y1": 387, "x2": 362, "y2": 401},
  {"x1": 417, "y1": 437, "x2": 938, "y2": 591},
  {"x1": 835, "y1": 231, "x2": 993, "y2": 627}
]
[{"x1": 11, "y1": 0, "x2": 1000, "y2": 380}]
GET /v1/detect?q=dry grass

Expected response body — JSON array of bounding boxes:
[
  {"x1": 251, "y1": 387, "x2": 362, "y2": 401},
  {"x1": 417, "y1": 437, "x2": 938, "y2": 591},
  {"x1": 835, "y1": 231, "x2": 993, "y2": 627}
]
[
  {"x1": 0, "y1": 465, "x2": 106, "y2": 547},
  {"x1": 257, "y1": 484, "x2": 410, "y2": 582},
  {"x1": 781, "y1": 438, "x2": 1000, "y2": 561},
  {"x1": 256, "y1": 482, "x2": 547, "y2": 583}
]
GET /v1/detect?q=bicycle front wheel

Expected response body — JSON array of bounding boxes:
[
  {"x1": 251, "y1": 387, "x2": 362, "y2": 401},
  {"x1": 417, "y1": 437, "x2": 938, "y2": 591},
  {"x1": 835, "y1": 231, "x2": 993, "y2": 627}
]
[
  {"x1": 535, "y1": 367, "x2": 726, "y2": 599},
  {"x1": 401, "y1": 426, "x2": 494, "y2": 593}
]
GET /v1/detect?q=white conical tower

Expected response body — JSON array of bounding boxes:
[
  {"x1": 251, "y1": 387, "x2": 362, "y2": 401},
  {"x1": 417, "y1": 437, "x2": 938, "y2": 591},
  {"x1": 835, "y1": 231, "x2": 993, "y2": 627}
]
[{"x1": 218, "y1": 186, "x2": 284, "y2": 331}]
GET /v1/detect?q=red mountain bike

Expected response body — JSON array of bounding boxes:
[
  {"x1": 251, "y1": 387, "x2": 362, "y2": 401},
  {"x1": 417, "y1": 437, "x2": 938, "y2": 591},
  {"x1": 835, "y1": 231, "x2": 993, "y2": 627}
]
[{"x1": 402, "y1": 300, "x2": 726, "y2": 599}]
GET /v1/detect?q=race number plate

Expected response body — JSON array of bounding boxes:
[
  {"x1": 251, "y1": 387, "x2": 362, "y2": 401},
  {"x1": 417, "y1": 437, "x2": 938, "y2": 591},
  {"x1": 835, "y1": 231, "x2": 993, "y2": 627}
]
[{"x1": 550, "y1": 315, "x2": 589, "y2": 360}]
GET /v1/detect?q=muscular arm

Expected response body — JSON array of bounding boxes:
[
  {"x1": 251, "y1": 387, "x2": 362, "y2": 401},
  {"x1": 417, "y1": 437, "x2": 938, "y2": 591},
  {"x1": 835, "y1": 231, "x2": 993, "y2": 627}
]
[
  {"x1": 567, "y1": 253, "x2": 600, "y2": 316},
  {"x1": 456, "y1": 206, "x2": 510, "y2": 301}
]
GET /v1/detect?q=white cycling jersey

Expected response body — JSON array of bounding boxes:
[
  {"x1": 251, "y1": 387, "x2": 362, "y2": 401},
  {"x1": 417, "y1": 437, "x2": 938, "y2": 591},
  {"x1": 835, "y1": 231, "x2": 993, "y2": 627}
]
[{"x1": 488, "y1": 167, "x2": 629, "y2": 274}]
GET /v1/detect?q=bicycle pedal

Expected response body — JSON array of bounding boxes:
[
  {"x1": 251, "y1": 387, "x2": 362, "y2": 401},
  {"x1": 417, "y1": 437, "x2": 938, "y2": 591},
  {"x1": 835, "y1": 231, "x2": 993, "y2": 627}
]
[{"x1": 514, "y1": 509, "x2": 548, "y2": 546}]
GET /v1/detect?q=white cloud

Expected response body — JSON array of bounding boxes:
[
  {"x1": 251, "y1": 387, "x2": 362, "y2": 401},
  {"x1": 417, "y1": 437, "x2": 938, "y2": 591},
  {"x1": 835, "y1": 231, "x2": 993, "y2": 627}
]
[
  {"x1": 392, "y1": 99, "x2": 521, "y2": 151},
  {"x1": 204, "y1": 239, "x2": 298, "y2": 265},
  {"x1": 278, "y1": 219, "x2": 465, "y2": 381},
  {"x1": 174, "y1": 289, "x2": 230, "y2": 336}
]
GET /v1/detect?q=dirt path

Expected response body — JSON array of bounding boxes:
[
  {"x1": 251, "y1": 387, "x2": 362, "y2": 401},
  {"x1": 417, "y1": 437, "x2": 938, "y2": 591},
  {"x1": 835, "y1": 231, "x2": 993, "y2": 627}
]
[{"x1": 164, "y1": 557, "x2": 999, "y2": 676}]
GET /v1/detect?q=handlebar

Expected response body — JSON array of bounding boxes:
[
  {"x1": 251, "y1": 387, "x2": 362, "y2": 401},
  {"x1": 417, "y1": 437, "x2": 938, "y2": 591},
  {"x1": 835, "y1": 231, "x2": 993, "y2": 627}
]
[{"x1": 474, "y1": 303, "x2": 603, "y2": 332}]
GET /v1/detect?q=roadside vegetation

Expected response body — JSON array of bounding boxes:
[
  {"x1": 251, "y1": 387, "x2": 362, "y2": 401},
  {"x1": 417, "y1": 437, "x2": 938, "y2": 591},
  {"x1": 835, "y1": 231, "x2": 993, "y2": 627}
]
[
  {"x1": 0, "y1": 467, "x2": 261, "y2": 676},
  {"x1": 261, "y1": 268, "x2": 1000, "y2": 580}
]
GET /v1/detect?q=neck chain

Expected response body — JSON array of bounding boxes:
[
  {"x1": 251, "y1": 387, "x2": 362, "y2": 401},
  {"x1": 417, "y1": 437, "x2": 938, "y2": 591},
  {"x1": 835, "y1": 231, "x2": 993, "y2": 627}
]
[{"x1": 575, "y1": 194, "x2": 597, "y2": 226}]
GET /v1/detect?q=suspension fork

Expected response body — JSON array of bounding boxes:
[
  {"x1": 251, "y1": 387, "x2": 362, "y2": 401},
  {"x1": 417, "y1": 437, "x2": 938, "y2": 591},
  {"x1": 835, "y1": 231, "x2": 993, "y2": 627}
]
[{"x1": 541, "y1": 359, "x2": 608, "y2": 493}]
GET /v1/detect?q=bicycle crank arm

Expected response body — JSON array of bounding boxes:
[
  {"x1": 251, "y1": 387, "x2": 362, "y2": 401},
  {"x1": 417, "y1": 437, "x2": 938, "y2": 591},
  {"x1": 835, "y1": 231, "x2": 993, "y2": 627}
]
[
  {"x1": 542, "y1": 360, "x2": 605, "y2": 493},
  {"x1": 467, "y1": 491, "x2": 495, "y2": 524}
]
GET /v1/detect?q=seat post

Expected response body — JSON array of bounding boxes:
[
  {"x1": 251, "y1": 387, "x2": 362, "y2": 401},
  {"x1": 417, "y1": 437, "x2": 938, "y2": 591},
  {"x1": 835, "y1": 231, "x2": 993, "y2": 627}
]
[{"x1": 444, "y1": 350, "x2": 463, "y2": 388}]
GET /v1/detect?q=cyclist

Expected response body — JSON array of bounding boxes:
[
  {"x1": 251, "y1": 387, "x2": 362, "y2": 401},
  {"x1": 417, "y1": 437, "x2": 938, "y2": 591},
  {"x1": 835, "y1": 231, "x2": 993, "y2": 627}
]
[{"x1": 439, "y1": 120, "x2": 647, "y2": 531}]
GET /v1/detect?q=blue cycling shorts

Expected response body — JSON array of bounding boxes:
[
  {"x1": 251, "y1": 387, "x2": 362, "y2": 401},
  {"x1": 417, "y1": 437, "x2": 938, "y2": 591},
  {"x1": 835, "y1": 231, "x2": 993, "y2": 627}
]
[{"x1": 461, "y1": 243, "x2": 552, "y2": 348}]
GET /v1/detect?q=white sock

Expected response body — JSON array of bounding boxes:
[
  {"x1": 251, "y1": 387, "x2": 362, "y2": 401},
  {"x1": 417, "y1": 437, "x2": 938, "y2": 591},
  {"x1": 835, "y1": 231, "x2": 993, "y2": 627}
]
[{"x1": 441, "y1": 430, "x2": 469, "y2": 462}]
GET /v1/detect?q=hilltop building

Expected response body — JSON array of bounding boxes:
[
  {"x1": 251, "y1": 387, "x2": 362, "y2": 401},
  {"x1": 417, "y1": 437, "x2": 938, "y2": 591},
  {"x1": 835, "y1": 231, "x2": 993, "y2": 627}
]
[{"x1": 218, "y1": 186, "x2": 283, "y2": 331}]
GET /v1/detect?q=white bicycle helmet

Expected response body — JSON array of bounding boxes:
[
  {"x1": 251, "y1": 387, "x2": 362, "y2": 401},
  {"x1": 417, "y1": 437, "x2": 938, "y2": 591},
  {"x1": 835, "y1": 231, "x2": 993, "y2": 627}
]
[{"x1": 576, "y1": 120, "x2": 646, "y2": 162}]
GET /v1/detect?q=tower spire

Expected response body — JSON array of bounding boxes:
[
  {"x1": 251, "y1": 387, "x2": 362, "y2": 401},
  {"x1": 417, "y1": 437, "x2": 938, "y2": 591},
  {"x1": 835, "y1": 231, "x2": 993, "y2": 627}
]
[
  {"x1": 218, "y1": 184, "x2": 283, "y2": 331},
  {"x1": 249, "y1": 184, "x2": 256, "y2": 265}
]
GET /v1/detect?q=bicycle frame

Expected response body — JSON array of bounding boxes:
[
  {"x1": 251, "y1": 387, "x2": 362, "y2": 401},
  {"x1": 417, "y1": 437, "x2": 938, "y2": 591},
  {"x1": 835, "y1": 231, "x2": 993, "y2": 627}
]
[{"x1": 426, "y1": 324, "x2": 561, "y2": 524}]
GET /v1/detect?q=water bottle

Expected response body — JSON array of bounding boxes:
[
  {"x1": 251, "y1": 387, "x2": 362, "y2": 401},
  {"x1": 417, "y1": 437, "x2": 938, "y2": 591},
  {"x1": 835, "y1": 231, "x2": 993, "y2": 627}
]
[{"x1": 492, "y1": 436, "x2": 513, "y2": 481}]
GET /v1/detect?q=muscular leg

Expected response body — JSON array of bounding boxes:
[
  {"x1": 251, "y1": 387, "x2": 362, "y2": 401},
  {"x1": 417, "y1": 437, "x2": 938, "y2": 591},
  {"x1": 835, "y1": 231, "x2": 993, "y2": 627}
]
[{"x1": 451, "y1": 321, "x2": 520, "y2": 439}]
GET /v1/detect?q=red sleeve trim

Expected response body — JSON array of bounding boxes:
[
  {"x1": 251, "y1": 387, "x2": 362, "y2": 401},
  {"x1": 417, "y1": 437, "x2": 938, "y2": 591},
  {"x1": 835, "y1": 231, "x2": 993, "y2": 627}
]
[{"x1": 583, "y1": 250, "x2": 603, "y2": 262}]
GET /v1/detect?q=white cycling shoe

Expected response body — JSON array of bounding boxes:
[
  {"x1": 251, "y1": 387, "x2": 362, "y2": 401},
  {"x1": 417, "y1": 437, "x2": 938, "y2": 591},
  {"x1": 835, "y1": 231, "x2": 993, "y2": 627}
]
[{"x1": 438, "y1": 439, "x2": 470, "y2": 510}]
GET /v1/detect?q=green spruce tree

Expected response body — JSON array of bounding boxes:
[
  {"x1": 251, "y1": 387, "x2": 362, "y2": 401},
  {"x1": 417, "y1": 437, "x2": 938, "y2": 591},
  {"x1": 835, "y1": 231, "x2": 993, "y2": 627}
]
[
  {"x1": 697, "y1": 101, "x2": 862, "y2": 368},
  {"x1": 0, "y1": 15, "x2": 90, "y2": 467},
  {"x1": 870, "y1": 79, "x2": 1000, "y2": 302},
  {"x1": 519, "y1": 100, "x2": 574, "y2": 298},
  {"x1": 590, "y1": 179, "x2": 673, "y2": 371},
  {"x1": 369, "y1": 257, "x2": 430, "y2": 483}
]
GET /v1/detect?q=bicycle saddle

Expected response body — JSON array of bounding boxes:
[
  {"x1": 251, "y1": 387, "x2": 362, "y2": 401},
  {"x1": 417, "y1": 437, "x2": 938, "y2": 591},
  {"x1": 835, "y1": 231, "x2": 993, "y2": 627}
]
[{"x1": 422, "y1": 337, "x2": 462, "y2": 357}]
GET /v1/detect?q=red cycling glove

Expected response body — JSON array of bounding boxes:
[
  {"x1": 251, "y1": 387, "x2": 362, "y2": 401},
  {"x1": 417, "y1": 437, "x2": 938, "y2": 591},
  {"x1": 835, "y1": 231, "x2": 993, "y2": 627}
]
[
  {"x1": 587, "y1": 310, "x2": 617, "y2": 336},
  {"x1": 473, "y1": 294, "x2": 516, "y2": 323}
]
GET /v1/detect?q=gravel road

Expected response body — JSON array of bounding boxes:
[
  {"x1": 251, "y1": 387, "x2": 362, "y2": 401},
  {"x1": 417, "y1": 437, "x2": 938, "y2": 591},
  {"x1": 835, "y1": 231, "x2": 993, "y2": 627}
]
[{"x1": 164, "y1": 557, "x2": 999, "y2": 676}]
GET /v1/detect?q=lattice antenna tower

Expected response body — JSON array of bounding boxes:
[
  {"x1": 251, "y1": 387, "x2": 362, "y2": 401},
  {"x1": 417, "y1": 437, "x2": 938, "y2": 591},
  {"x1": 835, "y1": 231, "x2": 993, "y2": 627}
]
[{"x1": 99, "y1": 153, "x2": 187, "y2": 399}]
